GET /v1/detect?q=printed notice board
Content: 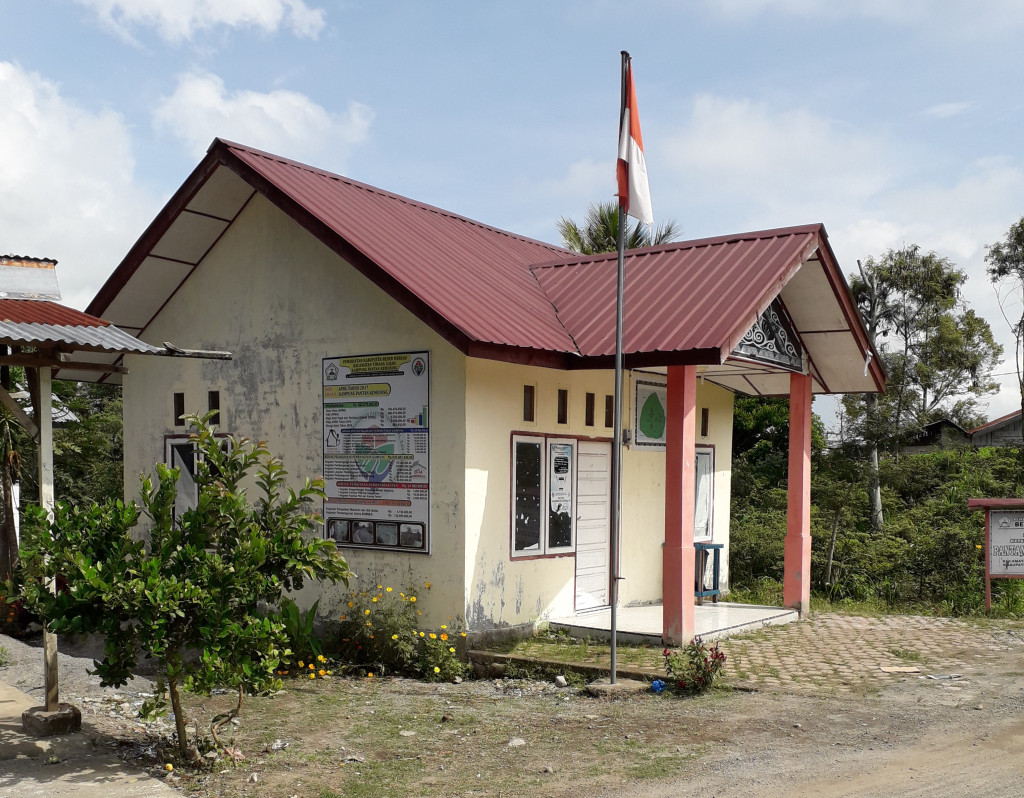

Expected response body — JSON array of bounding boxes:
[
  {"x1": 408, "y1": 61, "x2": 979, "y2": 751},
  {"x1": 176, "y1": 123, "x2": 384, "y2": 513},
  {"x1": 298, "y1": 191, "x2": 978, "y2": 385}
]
[
  {"x1": 989, "y1": 510, "x2": 1024, "y2": 577},
  {"x1": 322, "y1": 351, "x2": 430, "y2": 553}
]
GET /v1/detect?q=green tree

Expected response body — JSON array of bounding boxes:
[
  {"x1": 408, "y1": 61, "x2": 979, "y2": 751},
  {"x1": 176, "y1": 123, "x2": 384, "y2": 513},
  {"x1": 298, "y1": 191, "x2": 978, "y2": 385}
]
[
  {"x1": 15, "y1": 417, "x2": 351, "y2": 761},
  {"x1": 845, "y1": 246, "x2": 1001, "y2": 529},
  {"x1": 986, "y1": 216, "x2": 1024, "y2": 422},
  {"x1": 557, "y1": 201, "x2": 682, "y2": 254}
]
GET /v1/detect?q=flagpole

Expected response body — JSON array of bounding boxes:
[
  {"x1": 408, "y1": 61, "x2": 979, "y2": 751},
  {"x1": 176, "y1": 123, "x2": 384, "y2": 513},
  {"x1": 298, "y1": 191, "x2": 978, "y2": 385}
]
[{"x1": 609, "y1": 49, "x2": 630, "y2": 686}]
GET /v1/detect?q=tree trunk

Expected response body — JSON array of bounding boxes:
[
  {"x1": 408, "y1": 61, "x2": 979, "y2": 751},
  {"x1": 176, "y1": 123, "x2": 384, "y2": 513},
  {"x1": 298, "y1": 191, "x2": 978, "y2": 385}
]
[
  {"x1": 167, "y1": 668, "x2": 190, "y2": 760},
  {"x1": 865, "y1": 394, "x2": 884, "y2": 532},
  {"x1": 826, "y1": 512, "x2": 840, "y2": 590}
]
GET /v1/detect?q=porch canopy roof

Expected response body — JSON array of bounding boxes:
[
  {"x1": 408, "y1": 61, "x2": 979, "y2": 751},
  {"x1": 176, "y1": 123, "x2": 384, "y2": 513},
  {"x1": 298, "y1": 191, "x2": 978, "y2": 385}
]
[{"x1": 86, "y1": 138, "x2": 884, "y2": 396}]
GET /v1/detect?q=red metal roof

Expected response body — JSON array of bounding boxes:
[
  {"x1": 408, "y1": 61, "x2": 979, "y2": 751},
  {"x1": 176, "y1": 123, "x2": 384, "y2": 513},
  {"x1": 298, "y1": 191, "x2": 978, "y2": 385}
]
[
  {"x1": 0, "y1": 299, "x2": 108, "y2": 327},
  {"x1": 225, "y1": 142, "x2": 577, "y2": 354},
  {"x1": 532, "y1": 226, "x2": 820, "y2": 360},
  {"x1": 86, "y1": 138, "x2": 883, "y2": 392}
]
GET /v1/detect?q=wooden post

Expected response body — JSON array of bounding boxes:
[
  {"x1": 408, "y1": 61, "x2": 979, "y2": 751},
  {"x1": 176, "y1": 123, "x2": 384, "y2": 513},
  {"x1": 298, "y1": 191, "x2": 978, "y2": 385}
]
[
  {"x1": 663, "y1": 365, "x2": 697, "y2": 644},
  {"x1": 784, "y1": 372, "x2": 813, "y2": 616},
  {"x1": 34, "y1": 366, "x2": 58, "y2": 711}
]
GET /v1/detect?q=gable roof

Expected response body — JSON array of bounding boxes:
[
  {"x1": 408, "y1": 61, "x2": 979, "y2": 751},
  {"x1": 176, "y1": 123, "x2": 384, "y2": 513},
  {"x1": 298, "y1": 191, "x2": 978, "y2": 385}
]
[
  {"x1": 970, "y1": 410, "x2": 1021, "y2": 434},
  {"x1": 86, "y1": 138, "x2": 884, "y2": 395}
]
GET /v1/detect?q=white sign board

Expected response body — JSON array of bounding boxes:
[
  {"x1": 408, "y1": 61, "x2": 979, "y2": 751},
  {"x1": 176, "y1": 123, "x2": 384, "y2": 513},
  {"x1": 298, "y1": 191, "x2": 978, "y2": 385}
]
[
  {"x1": 989, "y1": 510, "x2": 1024, "y2": 577},
  {"x1": 322, "y1": 351, "x2": 430, "y2": 552}
]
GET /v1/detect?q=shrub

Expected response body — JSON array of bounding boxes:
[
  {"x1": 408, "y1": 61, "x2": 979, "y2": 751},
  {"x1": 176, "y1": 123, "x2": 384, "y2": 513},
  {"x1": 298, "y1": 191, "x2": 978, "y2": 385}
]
[
  {"x1": 15, "y1": 416, "x2": 352, "y2": 761},
  {"x1": 337, "y1": 583, "x2": 468, "y2": 681},
  {"x1": 274, "y1": 597, "x2": 323, "y2": 669},
  {"x1": 662, "y1": 636, "x2": 726, "y2": 695}
]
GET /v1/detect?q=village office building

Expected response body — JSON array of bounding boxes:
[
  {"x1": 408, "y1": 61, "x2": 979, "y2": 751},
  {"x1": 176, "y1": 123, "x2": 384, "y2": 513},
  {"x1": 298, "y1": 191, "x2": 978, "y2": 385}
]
[{"x1": 78, "y1": 139, "x2": 883, "y2": 644}]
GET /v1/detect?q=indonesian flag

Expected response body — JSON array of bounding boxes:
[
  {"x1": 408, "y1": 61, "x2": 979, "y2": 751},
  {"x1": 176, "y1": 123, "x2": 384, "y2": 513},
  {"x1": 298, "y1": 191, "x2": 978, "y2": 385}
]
[{"x1": 616, "y1": 60, "x2": 653, "y2": 226}]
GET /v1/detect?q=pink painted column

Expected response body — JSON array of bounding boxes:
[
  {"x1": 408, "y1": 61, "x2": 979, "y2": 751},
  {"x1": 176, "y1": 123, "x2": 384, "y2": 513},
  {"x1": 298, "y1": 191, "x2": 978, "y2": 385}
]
[
  {"x1": 784, "y1": 372, "x2": 813, "y2": 616},
  {"x1": 663, "y1": 365, "x2": 697, "y2": 644}
]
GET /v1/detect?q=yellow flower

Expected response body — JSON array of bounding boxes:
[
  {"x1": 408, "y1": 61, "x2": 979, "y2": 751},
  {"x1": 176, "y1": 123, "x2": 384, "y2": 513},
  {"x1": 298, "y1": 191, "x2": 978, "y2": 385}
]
[
  {"x1": 364, "y1": 609, "x2": 371, "y2": 615},
  {"x1": 309, "y1": 673, "x2": 315, "y2": 679},
  {"x1": 366, "y1": 621, "x2": 372, "y2": 627},
  {"x1": 419, "y1": 631, "x2": 425, "y2": 637},
  {"x1": 347, "y1": 601, "x2": 354, "y2": 608},
  {"x1": 298, "y1": 661, "x2": 305, "y2": 668},
  {"x1": 449, "y1": 647, "x2": 456, "y2": 653},
  {"x1": 368, "y1": 672, "x2": 374, "y2": 679},
  {"x1": 433, "y1": 666, "x2": 440, "y2": 673},
  {"x1": 319, "y1": 669, "x2": 326, "y2": 676},
  {"x1": 309, "y1": 663, "x2": 315, "y2": 669},
  {"x1": 326, "y1": 670, "x2": 332, "y2": 675},
  {"x1": 386, "y1": 587, "x2": 393, "y2": 592},
  {"x1": 410, "y1": 596, "x2": 417, "y2": 603},
  {"x1": 377, "y1": 584, "x2": 383, "y2": 589},
  {"x1": 460, "y1": 632, "x2": 467, "y2": 637},
  {"x1": 440, "y1": 624, "x2": 447, "y2": 630},
  {"x1": 440, "y1": 633, "x2": 448, "y2": 641},
  {"x1": 429, "y1": 633, "x2": 437, "y2": 639},
  {"x1": 318, "y1": 654, "x2": 326, "y2": 662},
  {"x1": 392, "y1": 634, "x2": 399, "y2": 640},
  {"x1": 165, "y1": 763, "x2": 173, "y2": 772},
  {"x1": 372, "y1": 597, "x2": 378, "y2": 603},
  {"x1": 425, "y1": 581, "x2": 431, "y2": 589}
]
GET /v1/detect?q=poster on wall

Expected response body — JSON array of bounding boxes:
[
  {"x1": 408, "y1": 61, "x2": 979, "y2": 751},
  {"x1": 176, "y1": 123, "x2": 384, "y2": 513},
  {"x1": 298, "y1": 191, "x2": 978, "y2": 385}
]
[
  {"x1": 989, "y1": 510, "x2": 1024, "y2": 577},
  {"x1": 322, "y1": 351, "x2": 430, "y2": 553},
  {"x1": 633, "y1": 376, "x2": 667, "y2": 450},
  {"x1": 548, "y1": 441, "x2": 574, "y2": 548}
]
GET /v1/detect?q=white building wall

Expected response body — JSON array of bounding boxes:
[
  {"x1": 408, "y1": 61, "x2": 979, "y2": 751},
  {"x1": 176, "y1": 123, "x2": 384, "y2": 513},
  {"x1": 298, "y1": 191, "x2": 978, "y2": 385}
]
[
  {"x1": 122, "y1": 195, "x2": 467, "y2": 626},
  {"x1": 464, "y1": 360, "x2": 734, "y2": 631}
]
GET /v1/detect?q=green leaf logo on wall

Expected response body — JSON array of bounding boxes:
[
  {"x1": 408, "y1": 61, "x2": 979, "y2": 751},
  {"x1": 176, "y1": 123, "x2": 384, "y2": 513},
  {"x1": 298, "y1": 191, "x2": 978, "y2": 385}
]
[{"x1": 639, "y1": 392, "x2": 666, "y2": 440}]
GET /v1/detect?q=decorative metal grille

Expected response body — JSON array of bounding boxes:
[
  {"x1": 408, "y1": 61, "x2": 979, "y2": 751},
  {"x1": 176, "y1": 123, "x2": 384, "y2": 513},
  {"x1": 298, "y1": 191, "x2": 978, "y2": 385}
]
[{"x1": 732, "y1": 298, "x2": 802, "y2": 370}]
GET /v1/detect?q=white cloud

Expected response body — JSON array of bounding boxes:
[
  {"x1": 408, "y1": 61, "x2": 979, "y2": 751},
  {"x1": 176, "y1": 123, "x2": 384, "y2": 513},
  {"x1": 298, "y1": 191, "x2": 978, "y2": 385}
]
[
  {"x1": 73, "y1": 0, "x2": 325, "y2": 43},
  {"x1": 153, "y1": 71, "x2": 373, "y2": 167},
  {"x1": 923, "y1": 101, "x2": 973, "y2": 119},
  {"x1": 0, "y1": 62, "x2": 155, "y2": 309},
  {"x1": 660, "y1": 93, "x2": 889, "y2": 225}
]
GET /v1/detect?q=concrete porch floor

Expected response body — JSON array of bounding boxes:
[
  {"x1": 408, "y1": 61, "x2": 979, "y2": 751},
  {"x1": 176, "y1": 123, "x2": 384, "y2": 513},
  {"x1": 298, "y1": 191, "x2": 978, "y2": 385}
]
[{"x1": 548, "y1": 602, "x2": 798, "y2": 644}]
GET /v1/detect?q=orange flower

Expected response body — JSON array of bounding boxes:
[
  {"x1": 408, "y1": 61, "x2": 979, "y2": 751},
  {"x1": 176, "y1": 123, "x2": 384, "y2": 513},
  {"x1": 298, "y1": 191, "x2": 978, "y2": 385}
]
[{"x1": 440, "y1": 633, "x2": 448, "y2": 641}]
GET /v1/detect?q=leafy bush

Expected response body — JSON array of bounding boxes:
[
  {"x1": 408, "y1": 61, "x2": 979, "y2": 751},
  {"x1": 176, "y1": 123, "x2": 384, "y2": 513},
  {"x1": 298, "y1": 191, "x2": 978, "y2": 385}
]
[
  {"x1": 15, "y1": 416, "x2": 352, "y2": 761},
  {"x1": 273, "y1": 597, "x2": 323, "y2": 669},
  {"x1": 662, "y1": 637, "x2": 726, "y2": 695},
  {"x1": 337, "y1": 583, "x2": 468, "y2": 681}
]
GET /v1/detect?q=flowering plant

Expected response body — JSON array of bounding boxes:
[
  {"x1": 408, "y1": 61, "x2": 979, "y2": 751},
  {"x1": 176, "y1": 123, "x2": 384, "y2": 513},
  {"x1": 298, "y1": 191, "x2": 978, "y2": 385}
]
[{"x1": 662, "y1": 636, "x2": 726, "y2": 695}]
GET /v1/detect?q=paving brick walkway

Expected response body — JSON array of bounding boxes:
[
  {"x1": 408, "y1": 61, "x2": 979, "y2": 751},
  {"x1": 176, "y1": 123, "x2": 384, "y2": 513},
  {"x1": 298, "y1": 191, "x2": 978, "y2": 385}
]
[
  {"x1": 475, "y1": 613, "x2": 1024, "y2": 694},
  {"x1": 720, "y1": 613, "x2": 1024, "y2": 693}
]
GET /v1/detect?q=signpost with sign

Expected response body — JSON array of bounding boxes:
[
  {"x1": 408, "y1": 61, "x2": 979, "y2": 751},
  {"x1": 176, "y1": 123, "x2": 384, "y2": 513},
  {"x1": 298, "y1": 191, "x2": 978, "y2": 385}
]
[{"x1": 968, "y1": 498, "x2": 1024, "y2": 611}]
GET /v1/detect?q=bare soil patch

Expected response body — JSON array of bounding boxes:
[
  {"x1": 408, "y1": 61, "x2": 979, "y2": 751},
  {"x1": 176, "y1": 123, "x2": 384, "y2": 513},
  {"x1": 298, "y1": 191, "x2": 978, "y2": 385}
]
[{"x1": 4, "y1": 614, "x2": 1024, "y2": 797}]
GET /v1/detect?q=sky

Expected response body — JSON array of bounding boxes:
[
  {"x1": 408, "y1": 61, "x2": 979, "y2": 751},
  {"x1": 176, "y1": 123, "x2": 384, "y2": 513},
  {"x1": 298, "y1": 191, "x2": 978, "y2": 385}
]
[{"x1": 2, "y1": 0, "x2": 1024, "y2": 422}]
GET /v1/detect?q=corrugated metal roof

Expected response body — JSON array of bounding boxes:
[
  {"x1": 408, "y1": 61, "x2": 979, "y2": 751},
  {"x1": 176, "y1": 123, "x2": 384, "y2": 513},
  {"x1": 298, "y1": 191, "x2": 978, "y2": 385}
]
[
  {"x1": 533, "y1": 226, "x2": 820, "y2": 360},
  {"x1": 227, "y1": 142, "x2": 578, "y2": 354},
  {"x1": 86, "y1": 138, "x2": 883, "y2": 393},
  {"x1": 0, "y1": 299, "x2": 164, "y2": 354}
]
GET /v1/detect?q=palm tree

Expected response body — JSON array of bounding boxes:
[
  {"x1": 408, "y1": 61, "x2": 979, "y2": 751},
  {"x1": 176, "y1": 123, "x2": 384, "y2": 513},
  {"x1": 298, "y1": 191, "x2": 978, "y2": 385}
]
[{"x1": 557, "y1": 201, "x2": 682, "y2": 255}]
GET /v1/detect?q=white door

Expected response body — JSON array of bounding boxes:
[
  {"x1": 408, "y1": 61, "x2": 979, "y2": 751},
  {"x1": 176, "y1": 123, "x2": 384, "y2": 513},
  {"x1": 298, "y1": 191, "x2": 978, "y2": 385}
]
[{"x1": 575, "y1": 441, "x2": 611, "y2": 611}]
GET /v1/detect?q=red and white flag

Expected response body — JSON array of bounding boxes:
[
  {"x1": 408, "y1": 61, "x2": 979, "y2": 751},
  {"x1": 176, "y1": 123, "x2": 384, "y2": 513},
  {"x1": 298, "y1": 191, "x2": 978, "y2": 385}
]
[{"x1": 616, "y1": 59, "x2": 653, "y2": 226}]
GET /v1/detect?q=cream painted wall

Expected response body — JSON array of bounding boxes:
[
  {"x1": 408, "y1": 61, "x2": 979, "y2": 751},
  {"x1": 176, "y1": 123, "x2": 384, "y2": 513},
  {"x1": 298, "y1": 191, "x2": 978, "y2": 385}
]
[
  {"x1": 122, "y1": 194, "x2": 467, "y2": 626},
  {"x1": 463, "y1": 360, "x2": 734, "y2": 631}
]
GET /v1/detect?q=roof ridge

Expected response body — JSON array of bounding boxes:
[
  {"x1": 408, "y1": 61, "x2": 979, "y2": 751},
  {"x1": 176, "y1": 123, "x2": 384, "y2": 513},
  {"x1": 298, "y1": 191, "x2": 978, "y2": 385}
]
[
  {"x1": 219, "y1": 139, "x2": 569, "y2": 257},
  {"x1": 529, "y1": 223, "x2": 823, "y2": 273}
]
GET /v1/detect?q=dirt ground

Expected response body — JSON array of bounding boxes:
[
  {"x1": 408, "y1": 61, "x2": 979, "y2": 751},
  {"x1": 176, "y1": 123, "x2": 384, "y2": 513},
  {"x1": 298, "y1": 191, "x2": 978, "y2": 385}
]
[{"x1": 3, "y1": 614, "x2": 1024, "y2": 797}]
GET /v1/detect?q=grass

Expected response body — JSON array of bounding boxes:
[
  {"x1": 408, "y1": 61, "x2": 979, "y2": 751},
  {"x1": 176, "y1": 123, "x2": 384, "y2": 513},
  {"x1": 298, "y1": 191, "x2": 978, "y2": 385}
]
[
  {"x1": 889, "y1": 647, "x2": 925, "y2": 663},
  {"x1": 0, "y1": 645, "x2": 9, "y2": 667}
]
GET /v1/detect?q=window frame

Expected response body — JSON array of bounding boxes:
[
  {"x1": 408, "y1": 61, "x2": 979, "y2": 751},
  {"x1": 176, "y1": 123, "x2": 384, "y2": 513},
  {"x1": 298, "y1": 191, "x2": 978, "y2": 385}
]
[
  {"x1": 510, "y1": 434, "x2": 578, "y2": 559},
  {"x1": 693, "y1": 445, "x2": 715, "y2": 542},
  {"x1": 164, "y1": 432, "x2": 232, "y2": 519}
]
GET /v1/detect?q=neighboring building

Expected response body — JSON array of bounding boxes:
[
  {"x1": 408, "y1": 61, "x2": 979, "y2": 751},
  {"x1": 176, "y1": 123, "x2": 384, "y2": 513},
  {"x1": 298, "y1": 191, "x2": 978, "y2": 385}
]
[
  {"x1": 81, "y1": 139, "x2": 883, "y2": 643},
  {"x1": 902, "y1": 419, "x2": 972, "y2": 454},
  {"x1": 971, "y1": 411, "x2": 1024, "y2": 448}
]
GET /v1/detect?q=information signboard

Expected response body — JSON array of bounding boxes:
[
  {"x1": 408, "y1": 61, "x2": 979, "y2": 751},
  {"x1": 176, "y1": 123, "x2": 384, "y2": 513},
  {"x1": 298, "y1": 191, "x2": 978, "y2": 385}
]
[
  {"x1": 988, "y1": 510, "x2": 1024, "y2": 577},
  {"x1": 322, "y1": 351, "x2": 430, "y2": 553}
]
